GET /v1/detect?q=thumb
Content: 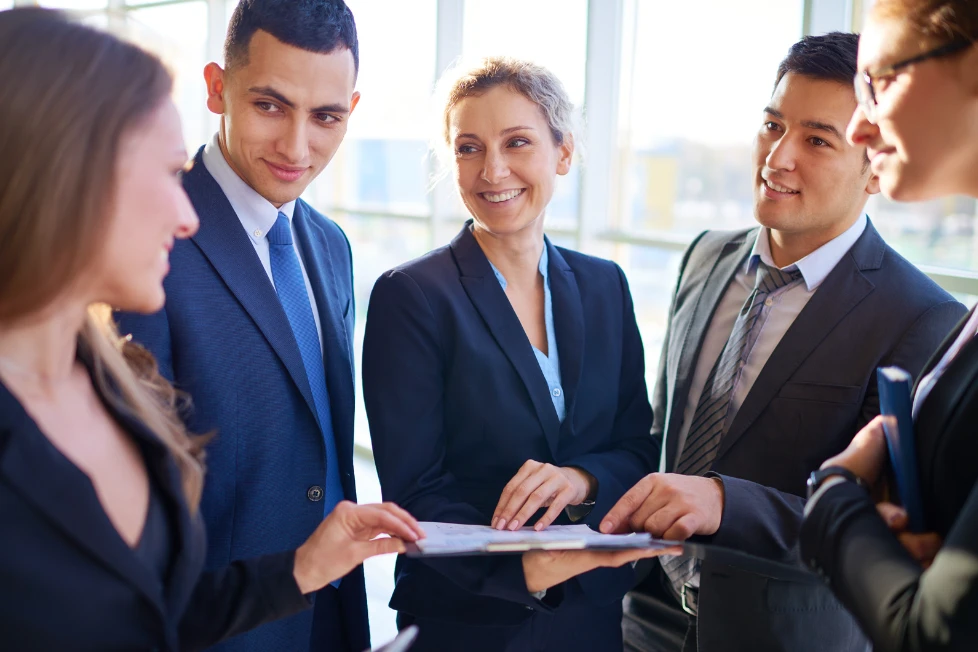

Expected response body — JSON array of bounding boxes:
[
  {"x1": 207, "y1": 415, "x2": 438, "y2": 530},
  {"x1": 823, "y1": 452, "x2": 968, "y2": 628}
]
[
  {"x1": 363, "y1": 536, "x2": 406, "y2": 559},
  {"x1": 877, "y1": 502, "x2": 908, "y2": 530}
]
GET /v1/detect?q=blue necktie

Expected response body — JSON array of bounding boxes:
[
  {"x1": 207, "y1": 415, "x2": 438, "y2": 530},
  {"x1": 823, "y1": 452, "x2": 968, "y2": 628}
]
[
  {"x1": 661, "y1": 261, "x2": 802, "y2": 612},
  {"x1": 267, "y1": 213, "x2": 344, "y2": 527}
]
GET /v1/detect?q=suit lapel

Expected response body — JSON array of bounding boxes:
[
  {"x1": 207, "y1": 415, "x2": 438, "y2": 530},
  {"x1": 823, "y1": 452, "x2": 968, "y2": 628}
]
[
  {"x1": 182, "y1": 151, "x2": 318, "y2": 423},
  {"x1": 292, "y1": 203, "x2": 355, "y2": 465},
  {"x1": 547, "y1": 243, "x2": 585, "y2": 434},
  {"x1": 665, "y1": 232, "x2": 756, "y2": 471},
  {"x1": 0, "y1": 379, "x2": 167, "y2": 618},
  {"x1": 451, "y1": 224, "x2": 562, "y2": 455},
  {"x1": 717, "y1": 222, "x2": 881, "y2": 460}
]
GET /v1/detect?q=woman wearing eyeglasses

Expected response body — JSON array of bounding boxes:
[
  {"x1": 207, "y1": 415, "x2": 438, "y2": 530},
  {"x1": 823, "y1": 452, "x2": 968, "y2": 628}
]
[{"x1": 799, "y1": 1, "x2": 978, "y2": 650}]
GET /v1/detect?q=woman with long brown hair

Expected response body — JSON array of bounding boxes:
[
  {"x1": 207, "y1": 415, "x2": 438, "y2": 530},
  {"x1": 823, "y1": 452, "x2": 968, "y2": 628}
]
[
  {"x1": 0, "y1": 7, "x2": 422, "y2": 650},
  {"x1": 799, "y1": 1, "x2": 978, "y2": 650}
]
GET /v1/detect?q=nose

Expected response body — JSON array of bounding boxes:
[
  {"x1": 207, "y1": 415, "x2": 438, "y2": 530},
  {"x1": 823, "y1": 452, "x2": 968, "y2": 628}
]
[
  {"x1": 481, "y1": 148, "x2": 511, "y2": 184},
  {"x1": 765, "y1": 134, "x2": 797, "y2": 172},
  {"x1": 846, "y1": 105, "x2": 879, "y2": 148},
  {"x1": 279, "y1": 117, "x2": 310, "y2": 164}
]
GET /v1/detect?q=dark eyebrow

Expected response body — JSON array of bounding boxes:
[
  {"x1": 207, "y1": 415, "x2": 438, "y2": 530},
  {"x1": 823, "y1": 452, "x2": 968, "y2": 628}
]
[
  {"x1": 763, "y1": 107, "x2": 843, "y2": 140},
  {"x1": 800, "y1": 120, "x2": 844, "y2": 141},
  {"x1": 248, "y1": 86, "x2": 350, "y2": 115},
  {"x1": 454, "y1": 125, "x2": 537, "y2": 141}
]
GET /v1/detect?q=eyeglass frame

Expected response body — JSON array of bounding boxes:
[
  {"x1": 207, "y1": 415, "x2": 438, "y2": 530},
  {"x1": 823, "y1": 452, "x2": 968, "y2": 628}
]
[{"x1": 854, "y1": 39, "x2": 973, "y2": 124}]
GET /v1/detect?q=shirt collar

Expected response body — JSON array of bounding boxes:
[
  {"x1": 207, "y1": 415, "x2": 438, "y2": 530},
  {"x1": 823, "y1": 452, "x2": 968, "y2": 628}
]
[
  {"x1": 202, "y1": 133, "x2": 296, "y2": 243},
  {"x1": 746, "y1": 214, "x2": 867, "y2": 292},
  {"x1": 487, "y1": 243, "x2": 550, "y2": 291}
]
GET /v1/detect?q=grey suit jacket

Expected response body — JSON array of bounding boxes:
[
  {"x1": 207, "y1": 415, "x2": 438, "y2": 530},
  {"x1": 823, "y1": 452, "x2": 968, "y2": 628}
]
[{"x1": 627, "y1": 220, "x2": 966, "y2": 652}]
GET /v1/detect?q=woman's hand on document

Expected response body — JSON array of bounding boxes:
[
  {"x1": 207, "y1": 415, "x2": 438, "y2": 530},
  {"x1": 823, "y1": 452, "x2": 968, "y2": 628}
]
[
  {"x1": 522, "y1": 545, "x2": 682, "y2": 594},
  {"x1": 292, "y1": 501, "x2": 425, "y2": 594},
  {"x1": 491, "y1": 460, "x2": 597, "y2": 531}
]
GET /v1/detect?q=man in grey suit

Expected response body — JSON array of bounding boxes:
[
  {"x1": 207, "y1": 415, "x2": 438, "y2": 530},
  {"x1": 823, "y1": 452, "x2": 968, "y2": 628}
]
[{"x1": 598, "y1": 32, "x2": 967, "y2": 652}]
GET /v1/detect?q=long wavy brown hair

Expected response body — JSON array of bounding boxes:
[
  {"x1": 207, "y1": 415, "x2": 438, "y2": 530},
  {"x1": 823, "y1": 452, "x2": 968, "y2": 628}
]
[{"x1": 0, "y1": 7, "x2": 206, "y2": 512}]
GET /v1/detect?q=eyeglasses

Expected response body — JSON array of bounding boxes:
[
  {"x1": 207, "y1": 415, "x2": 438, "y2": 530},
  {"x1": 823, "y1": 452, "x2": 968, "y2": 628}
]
[{"x1": 854, "y1": 40, "x2": 973, "y2": 124}]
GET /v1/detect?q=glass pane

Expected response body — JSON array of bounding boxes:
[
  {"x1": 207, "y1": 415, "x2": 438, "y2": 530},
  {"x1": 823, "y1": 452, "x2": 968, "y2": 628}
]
[
  {"x1": 0, "y1": 2, "x2": 14, "y2": 11},
  {"x1": 870, "y1": 195, "x2": 978, "y2": 272},
  {"x1": 122, "y1": 2, "x2": 211, "y2": 152},
  {"x1": 310, "y1": 0, "x2": 437, "y2": 219},
  {"x1": 460, "y1": 0, "x2": 587, "y2": 229},
  {"x1": 619, "y1": 0, "x2": 803, "y2": 237},
  {"x1": 613, "y1": 244, "x2": 685, "y2": 378}
]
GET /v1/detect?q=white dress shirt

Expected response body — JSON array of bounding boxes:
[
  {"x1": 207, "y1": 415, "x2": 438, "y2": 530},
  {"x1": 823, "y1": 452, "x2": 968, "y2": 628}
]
[
  {"x1": 674, "y1": 215, "x2": 867, "y2": 589},
  {"x1": 202, "y1": 134, "x2": 324, "y2": 349}
]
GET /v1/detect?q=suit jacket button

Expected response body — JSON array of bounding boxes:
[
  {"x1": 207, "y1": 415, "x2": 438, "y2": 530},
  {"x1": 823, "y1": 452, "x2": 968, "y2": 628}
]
[{"x1": 307, "y1": 486, "x2": 324, "y2": 502}]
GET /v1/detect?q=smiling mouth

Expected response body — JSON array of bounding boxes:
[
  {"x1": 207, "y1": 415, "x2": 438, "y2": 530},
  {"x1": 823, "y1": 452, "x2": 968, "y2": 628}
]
[
  {"x1": 763, "y1": 179, "x2": 800, "y2": 195},
  {"x1": 264, "y1": 160, "x2": 307, "y2": 181},
  {"x1": 480, "y1": 189, "x2": 525, "y2": 203}
]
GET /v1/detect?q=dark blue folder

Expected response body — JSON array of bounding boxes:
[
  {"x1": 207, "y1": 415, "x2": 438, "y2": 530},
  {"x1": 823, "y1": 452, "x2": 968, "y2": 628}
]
[{"x1": 877, "y1": 366, "x2": 925, "y2": 532}]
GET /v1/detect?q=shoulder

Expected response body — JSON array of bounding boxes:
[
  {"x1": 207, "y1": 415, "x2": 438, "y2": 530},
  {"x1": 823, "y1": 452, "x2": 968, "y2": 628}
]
[
  {"x1": 688, "y1": 227, "x2": 755, "y2": 260},
  {"x1": 873, "y1": 241, "x2": 958, "y2": 308},
  {"x1": 296, "y1": 200, "x2": 350, "y2": 249}
]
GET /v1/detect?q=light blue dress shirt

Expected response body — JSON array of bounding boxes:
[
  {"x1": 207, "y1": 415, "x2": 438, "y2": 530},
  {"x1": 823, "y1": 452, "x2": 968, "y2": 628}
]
[{"x1": 488, "y1": 246, "x2": 566, "y2": 423}]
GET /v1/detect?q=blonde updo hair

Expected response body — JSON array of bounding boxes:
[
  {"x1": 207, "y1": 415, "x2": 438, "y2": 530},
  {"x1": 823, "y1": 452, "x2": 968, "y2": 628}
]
[{"x1": 432, "y1": 56, "x2": 581, "y2": 173}]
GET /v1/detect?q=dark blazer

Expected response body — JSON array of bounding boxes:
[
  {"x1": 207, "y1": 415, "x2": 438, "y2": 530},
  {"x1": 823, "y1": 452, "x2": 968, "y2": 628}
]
[
  {"x1": 362, "y1": 223, "x2": 658, "y2": 652},
  {"x1": 801, "y1": 308, "x2": 978, "y2": 652},
  {"x1": 626, "y1": 221, "x2": 965, "y2": 652},
  {"x1": 115, "y1": 148, "x2": 367, "y2": 652},
  {"x1": 0, "y1": 373, "x2": 310, "y2": 651}
]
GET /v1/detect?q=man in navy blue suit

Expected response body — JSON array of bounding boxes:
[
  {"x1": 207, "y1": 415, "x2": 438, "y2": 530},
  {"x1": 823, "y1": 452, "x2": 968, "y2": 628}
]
[{"x1": 116, "y1": 1, "x2": 368, "y2": 650}]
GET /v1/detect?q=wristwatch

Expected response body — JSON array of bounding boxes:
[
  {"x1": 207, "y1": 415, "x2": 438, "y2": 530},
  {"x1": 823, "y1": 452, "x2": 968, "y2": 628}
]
[{"x1": 806, "y1": 466, "x2": 869, "y2": 500}]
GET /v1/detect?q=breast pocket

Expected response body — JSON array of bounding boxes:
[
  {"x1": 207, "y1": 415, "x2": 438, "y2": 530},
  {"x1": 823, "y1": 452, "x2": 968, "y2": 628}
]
[{"x1": 776, "y1": 381, "x2": 862, "y2": 405}]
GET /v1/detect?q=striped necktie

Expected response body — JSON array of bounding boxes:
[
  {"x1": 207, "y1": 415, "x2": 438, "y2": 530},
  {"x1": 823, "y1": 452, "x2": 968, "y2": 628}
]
[{"x1": 661, "y1": 260, "x2": 802, "y2": 611}]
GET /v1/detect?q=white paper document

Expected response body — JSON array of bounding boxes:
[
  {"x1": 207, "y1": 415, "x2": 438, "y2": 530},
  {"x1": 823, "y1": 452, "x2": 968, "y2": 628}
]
[{"x1": 413, "y1": 521, "x2": 668, "y2": 555}]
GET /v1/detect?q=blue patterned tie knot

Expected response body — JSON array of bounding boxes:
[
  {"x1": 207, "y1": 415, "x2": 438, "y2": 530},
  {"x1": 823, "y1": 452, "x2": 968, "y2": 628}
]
[{"x1": 267, "y1": 212, "x2": 293, "y2": 246}]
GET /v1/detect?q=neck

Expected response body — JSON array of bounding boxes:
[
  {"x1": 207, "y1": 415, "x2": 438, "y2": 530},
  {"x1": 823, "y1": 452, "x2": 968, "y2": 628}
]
[
  {"x1": 767, "y1": 214, "x2": 859, "y2": 268},
  {"x1": 471, "y1": 220, "x2": 546, "y2": 288},
  {"x1": 0, "y1": 302, "x2": 87, "y2": 390}
]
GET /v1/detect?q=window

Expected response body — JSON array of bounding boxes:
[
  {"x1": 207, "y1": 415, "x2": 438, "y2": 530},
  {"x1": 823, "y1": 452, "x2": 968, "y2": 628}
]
[{"x1": 612, "y1": 0, "x2": 805, "y2": 373}]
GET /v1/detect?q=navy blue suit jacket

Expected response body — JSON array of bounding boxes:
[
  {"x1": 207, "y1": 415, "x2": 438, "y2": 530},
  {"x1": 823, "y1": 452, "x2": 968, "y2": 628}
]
[
  {"x1": 116, "y1": 149, "x2": 368, "y2": 652},
  {"x1": 362, "y1": 223, "x2": 658, "y2": 652}
]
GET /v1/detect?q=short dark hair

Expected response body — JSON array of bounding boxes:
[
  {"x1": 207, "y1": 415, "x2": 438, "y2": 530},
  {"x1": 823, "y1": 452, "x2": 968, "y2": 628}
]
[
  {"x1": 224, "y1": 0, "x2": 358, "y2": 76},
  {"x1": 773, "y1": 31, "x2": 859, "y2": 91}
]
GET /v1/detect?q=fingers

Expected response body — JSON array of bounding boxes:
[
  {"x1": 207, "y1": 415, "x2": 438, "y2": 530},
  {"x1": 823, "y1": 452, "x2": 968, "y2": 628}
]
[
  {"x1": 897, "y1": 532, "x2": 943, "y2": 569},
  {"x1": 506, "y1": 474, "x2": 565, "y2": 531},
  {"x1": 534, "y1": 484, "x2": 579, "y2": 531},
  {"x1": 876, "y1": 502, "x2": 908, "y2": 532},
  {"x1": 363, "y1": 536, "x2": 407, "y2": 559},
  {"x1": 353, "y1": 503, "x2": 424, "y2": 542},
  {"x1": 493, "y1": 460, "x2": 542, "y2": 530},
  {"x1": 601, "y1": 474, "x2": 657, "y2": 533},
  {"x1": 597, "y1": 545, "x2": 684, "y2": 569},
  {"x1": 494, "y1": 462, "x2": 568, "y2": 531},
  {"x1": 661, "y1": 513, "x2": 701, "y2": 541}
]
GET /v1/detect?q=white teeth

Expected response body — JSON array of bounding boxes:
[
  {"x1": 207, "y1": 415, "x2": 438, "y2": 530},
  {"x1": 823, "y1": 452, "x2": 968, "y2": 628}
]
[
  {"x1": 161, "y1": 248, "x2": 169, "y2": 262},
  {"x1": 483, "y1": 189, "x2": 524, "y2": 203},
  {"x1": 765, "y1": 179, "x2": 799, "y2": 194}
]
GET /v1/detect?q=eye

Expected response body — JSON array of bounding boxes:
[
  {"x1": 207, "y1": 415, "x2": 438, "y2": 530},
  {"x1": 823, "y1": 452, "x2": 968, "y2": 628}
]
[
  {"x1": 316, "y1": 113, "x2": 339, "y2": 125},
  {"x1": 256, "y1": 101, "x2": 280, "y2": 113},
  {"x1": 455, "y1": 144, "x2": 479, "y2": 155},
  {"x1": 763, "y1": 121, "x2": 782, "y2": 133},
  {"x1": 508, "y1": 137, "x2": 530, "y2": 148},
  {"x1": 810, "y1": 137, "x2": 828, "y2": 147}
]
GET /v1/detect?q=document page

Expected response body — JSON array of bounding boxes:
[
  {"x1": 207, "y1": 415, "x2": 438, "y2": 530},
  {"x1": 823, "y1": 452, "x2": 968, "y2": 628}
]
[{"x1": 414, "y1": 521, "x2": 665, "y2": 554}]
